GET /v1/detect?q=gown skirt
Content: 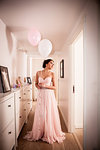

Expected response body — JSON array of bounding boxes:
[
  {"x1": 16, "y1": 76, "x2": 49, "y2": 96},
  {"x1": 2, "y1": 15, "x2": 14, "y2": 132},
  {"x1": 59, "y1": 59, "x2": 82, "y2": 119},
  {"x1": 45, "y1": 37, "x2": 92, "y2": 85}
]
[{"x1": 24, "y1": 77, "x2": 65, "y2": 144}]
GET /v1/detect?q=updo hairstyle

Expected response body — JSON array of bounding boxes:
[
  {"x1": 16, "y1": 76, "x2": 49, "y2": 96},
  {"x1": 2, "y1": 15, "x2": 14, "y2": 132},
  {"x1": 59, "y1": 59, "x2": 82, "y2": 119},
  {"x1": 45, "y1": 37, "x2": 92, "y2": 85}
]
[{"x1": 42, "y1": 59, "x2": 54, "y2": 68}]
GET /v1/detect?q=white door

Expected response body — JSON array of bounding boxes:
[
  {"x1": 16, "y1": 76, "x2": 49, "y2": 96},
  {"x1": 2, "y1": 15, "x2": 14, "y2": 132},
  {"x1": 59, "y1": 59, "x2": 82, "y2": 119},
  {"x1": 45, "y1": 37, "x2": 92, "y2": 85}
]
[{"x1": 72, "y1": 30, "x2": 83, "y2": 131}]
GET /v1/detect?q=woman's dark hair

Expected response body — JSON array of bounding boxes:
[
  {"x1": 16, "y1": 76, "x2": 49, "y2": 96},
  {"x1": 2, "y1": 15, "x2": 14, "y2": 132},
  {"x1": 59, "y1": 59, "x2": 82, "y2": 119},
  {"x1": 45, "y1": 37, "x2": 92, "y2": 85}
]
[{"x1": 42, "y1": 59, "x2": 54, "y2": 68}]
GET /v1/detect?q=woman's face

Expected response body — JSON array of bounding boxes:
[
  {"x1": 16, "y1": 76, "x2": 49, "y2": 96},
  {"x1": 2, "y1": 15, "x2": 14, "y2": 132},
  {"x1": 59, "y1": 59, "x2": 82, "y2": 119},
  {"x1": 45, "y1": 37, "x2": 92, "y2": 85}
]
[{"x1": 46, "y1": 61, "x2": 54, "y2": 69}]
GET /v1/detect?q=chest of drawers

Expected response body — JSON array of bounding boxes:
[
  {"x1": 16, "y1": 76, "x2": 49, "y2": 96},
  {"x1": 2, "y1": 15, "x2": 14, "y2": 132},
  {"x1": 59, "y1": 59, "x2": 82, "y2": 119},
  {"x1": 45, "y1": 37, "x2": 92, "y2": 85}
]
[{"x1": 0, "y1": 92, "x2": 15, "y2": 150}]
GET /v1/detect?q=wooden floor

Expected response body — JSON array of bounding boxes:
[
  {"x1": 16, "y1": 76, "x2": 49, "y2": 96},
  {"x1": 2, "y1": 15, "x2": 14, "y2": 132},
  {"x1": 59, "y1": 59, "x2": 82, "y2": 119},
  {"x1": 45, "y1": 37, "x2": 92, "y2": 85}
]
[
  {"x1": 16, "y1": 101, "x2": 79, "y2": 150},
  {"x1": 75, "y1": 128, "x2": 83, "y2": 147}
]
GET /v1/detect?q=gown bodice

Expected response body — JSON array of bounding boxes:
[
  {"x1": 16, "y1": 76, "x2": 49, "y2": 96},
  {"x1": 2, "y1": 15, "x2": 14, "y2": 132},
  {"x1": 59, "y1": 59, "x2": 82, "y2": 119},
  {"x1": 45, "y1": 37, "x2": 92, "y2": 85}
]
[{"x1": 38, "y1": 76, "x2": 52, "y2": 86}]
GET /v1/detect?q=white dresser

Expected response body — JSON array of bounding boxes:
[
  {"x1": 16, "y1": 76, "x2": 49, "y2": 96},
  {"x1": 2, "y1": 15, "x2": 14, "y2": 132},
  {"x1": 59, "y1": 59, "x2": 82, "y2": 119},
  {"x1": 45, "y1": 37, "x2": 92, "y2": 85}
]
[
  {"x1": 14, "y1": 84, "x2": 32, "y2": 146},
  {"x1": 14, "y1": 88, "x2": 26, "y2": 139},
  {"x1": 23, "y1": 84, "x2": 32, "y2": 123},
  {"x1": 0, "y1": 92, "x2": 15, "y2": 150},
  {"x1": 0, "y1": 84, "x2": 33, "y2": 150}
]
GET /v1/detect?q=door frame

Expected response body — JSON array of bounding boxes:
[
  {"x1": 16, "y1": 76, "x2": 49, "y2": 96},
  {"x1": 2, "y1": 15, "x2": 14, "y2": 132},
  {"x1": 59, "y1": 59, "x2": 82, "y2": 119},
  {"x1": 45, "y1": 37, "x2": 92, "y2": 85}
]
[
  {"x1": 68, "y1": 16, "x2": 86, "y2": 133},
  {"x1": 72, "y1": 30, "x2": 84, "y2": 132}
]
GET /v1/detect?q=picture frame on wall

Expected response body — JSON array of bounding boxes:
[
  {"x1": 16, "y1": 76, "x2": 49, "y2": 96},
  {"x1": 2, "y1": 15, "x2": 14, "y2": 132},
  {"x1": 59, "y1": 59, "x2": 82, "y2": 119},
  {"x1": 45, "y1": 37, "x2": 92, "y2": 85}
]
[
  {"x1": 60, "y1": 59, "x2": 64, "y2": 78},
  {"x1": 0, "y1": 66, "x2": 11, "y2": 93},
  {"x1": 27, "y1": 77, "x2": 32, "y2": 84}
]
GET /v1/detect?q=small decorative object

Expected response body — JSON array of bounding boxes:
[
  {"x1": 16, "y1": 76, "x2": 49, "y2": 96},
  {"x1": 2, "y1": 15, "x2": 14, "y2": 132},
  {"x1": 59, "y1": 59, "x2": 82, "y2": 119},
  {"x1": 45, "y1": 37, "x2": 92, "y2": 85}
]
[
  {"x1": 38, "y1": 39, "x2": 52, "y2": 57},
  {"x1": 16, "y1": 76, "x2": 23, "y2": 87},
  {"x1": 27, "y1": 77, "x2": 32, "y2": 84},
  {"x1": 13, "y1": 83, "x2": 17, "y2": 88},
  {"x1": 60, "y1": 59, "x2": 64, "y2": 78},
  {"x1": 0, "y1": 66, "x2": 11, "y2": 93},
  {"x1": 28, "y1": 29, "x2": 41, "y2": 46},
  {"x1": 24, "y1": 77, "x2": 26, "y2": 83}
]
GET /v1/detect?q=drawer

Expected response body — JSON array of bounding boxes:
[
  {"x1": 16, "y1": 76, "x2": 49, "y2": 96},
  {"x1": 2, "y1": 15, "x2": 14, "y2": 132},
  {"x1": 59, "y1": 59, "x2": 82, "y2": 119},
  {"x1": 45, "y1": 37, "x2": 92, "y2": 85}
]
[
  {"x1": 26, "y1": 100, "x2": 32, "y2": 116},
  {"x1": 16, "y1": 113, "x2": 23, "y2": 138},
  {"x1": 19, "y1": 100, "x2": 26, "y2": 115},
  {"x1": 27, "y1": 101, "x2": 31, "y2": 112},
  {"x1": 25, "y1": 91, "x2": 32, "y2": 100},
  {"x1": 16, "y1": 103, "x2": 26, "y2": 137},
  {"x1": 16, "y1": 113, "x2": 20, "y2": 138},
  {"x1": 15, "y1": 91, "x2": 25, "y2": 114},
  {"x1": 16, "y1": 113, "x2": 19, "y2": 138},
  {"x1": 27, "y1": 92, "x2": 31, "y2": 99},
  {"x1": 18, "y1": 113, "x2": 26, "y2": 134},
  {"x1": 23, "y1": 91, "x2": 27, "y2": 100},
  {"x1": 16, "y1": 114, "x2": 26, "y2": 137},
  {"x1": 15, "y1": 97, "x2": 20, "y2": 114},
  {"x1": 0, "y1": 97, "x2": 14, "y2": 132},
  {"x1": 15, "y1": 98, "x2": 26, "y2": 115},
  {"x1": 15, "y1": 90, "x2": 22, "y2": 101},
  {"x1": 0, "y1": 121, "x2": 15, "y2": 150}
]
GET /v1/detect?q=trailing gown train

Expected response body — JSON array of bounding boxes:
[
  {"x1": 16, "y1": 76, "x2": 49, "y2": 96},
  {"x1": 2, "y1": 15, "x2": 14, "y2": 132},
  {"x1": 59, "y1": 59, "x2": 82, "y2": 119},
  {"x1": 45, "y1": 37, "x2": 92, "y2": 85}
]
[{"x1": 24, "y1": 76, "x2": 65, "y2": 144}]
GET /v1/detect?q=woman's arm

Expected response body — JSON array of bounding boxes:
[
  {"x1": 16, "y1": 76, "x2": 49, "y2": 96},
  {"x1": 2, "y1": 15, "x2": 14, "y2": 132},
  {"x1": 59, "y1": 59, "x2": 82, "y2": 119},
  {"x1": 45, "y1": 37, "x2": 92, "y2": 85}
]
[{"x1": 35, "y1": 72, "x2": 41, "y2": 89}]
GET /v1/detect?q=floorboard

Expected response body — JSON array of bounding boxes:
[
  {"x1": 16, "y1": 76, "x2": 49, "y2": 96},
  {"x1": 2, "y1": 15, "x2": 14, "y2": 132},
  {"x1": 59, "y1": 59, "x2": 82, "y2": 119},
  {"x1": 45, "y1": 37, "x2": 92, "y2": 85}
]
[{"x1": 75, "y1": 128, "x2": 83, "y2": 147}]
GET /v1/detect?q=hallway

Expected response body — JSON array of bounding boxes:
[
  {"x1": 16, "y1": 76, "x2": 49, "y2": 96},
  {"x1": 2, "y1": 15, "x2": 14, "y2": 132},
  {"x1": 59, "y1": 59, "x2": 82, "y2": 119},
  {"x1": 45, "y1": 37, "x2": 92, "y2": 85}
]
[
  {"x1": 0, "y1": 0, "x2": 99, "y2": 149},
  {"x1": 16, "y1": 102, "x2": 79, "y2": 150}
]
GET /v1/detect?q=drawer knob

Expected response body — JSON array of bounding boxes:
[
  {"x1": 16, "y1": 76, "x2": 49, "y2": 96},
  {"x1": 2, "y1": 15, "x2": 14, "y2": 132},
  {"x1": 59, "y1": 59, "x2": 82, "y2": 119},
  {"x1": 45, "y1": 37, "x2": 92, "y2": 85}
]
[
  {"x1": 8, "y1": 105, "x2": 11, "y2": 107},
  {"x1": 8, "y1": 131, "x2": 12, "y2": 134},
  {"x1": 19, "y1": 116, "x2": 22, "y2": 118},
  {"x1": 19, "y1": 97, "x2": 21, "y2": 99},
  {"x1": 24, "y1": 93, "x2": 26, "y2": 95},
  {"x1": 24, "y1": 109, "x2": 26, "y2": 111}
]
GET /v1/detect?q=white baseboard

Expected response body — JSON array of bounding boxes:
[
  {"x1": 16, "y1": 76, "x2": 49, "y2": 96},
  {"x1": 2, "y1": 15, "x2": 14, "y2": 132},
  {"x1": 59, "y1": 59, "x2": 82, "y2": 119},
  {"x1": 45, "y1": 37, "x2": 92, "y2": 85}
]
[
  {"x1": 59, "y1": 107, "x2": 68, "y2": 131},
  {"x1": 75, "y1": 124, "x2": 83, "y2": 128}
]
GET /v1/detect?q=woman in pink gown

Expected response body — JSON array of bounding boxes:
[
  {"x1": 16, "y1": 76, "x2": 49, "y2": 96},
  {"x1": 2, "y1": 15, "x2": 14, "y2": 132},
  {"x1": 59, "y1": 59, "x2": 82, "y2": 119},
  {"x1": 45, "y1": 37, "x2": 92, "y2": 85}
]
[{"x1": 24, "y1": 59, "x2": 65, "y2": 144}]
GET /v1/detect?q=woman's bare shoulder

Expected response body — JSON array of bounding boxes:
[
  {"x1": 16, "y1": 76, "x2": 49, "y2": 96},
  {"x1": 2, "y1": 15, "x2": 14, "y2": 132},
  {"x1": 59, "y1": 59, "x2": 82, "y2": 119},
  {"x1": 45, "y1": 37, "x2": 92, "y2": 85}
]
[
  {"x1": 36, "y1": 70, "x2": 42, "y2": 75},
  {"x1": 50, "y1": 71, "x2": 55, "y2": 77},
  {"x1": 37, "y1": 71, "x2": 41, "y2": 73}
]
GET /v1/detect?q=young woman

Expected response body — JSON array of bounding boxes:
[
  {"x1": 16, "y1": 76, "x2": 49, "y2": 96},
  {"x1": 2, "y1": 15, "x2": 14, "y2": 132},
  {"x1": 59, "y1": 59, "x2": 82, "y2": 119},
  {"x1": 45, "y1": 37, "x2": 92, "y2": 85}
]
[{"x1": 24, "y1": 59, "x2": 65, "y2": 144}]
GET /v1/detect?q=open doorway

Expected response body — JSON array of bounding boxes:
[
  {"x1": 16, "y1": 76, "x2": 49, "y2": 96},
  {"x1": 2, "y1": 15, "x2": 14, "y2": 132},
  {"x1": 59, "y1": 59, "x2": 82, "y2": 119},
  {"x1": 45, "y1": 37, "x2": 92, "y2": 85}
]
[{"x1": 72, "y1": 30, "x2": 83, "y2": 150}]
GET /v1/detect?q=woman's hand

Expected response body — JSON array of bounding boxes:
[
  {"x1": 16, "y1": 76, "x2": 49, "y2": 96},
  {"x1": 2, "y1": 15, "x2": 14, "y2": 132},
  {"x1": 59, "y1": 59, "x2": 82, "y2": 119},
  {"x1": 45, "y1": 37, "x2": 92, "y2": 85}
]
[
  {"x1": 38, "y1": 83, "x2": 46, "y2": 88},
  {"x1": 36, "y1": 84, "x2": 41, "y2": 89},
  {"x1": 35, "y1": 82, "x2": 46, "y2": 89}
]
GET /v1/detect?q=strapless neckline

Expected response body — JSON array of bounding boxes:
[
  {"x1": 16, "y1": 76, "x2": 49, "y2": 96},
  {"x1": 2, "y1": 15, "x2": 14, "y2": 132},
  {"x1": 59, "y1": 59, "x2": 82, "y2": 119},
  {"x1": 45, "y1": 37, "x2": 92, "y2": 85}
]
[{"x1": 39, "y1": 76, "x2": 51, "y2": 80}]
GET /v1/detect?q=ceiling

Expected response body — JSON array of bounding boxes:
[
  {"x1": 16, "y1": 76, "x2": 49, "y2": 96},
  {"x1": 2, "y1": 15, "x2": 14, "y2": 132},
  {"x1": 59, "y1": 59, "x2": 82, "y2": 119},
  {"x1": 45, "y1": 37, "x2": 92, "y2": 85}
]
[{"x1": 0, "y1": 0, "x2": 88, "y2": 56}]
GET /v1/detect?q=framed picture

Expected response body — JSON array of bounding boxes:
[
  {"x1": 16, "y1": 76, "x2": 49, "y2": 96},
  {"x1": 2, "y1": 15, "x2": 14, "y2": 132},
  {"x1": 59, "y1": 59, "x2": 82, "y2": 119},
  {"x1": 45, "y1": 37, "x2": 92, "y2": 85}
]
[
  {"x1": 0, "y1": 66, "x2": 11, "y2": 93},
  {"x1": 60, "y1": 59, "x2": 64, "y2": 78},
  {"x1": 27, "y1": 77, "x2": 32, "y2": 84}
]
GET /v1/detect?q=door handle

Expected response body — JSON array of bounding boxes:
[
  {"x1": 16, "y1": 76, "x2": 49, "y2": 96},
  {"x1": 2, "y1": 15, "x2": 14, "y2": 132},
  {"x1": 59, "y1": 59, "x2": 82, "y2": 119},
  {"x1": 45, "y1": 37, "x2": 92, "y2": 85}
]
[{"x1": 73, "y1": 85, "x2": 75, "y2": 93}]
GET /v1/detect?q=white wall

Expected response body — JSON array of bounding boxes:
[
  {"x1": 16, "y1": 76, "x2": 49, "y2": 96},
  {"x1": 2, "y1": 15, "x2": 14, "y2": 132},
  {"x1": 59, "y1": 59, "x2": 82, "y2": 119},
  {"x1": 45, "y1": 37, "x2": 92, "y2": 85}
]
[
  {"x1": 0, "y1": 19, "x2": 17, "y2": 86},
  {"x1": 0, "y1": 19, "x2": 28, "y2": 86},
  {"x1": 84, "y1": 1, "x2": 99, "y2": 149},
  {"x1": 27, "y1": 56, "x2": 32, "y2": 78},
  {"x1": 17, "y1": 51, "x2": 27, "y2": 79},
  {"x1": 98, "y1": 3, "x2": 100, "y2": 149},
  {"x1": 58, "y1": 0, "x2": 99, "y2": 149},
  {"x1": 58, "y1": 45, "x2": 72, "y2": 131}
]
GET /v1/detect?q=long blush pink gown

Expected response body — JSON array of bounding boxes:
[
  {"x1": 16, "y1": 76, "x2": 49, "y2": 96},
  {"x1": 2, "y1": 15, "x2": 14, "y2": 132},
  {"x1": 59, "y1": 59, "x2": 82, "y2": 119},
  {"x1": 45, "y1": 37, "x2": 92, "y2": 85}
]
[{"x1": 24, "y1": 76, "x2": 65, "y2": 144}]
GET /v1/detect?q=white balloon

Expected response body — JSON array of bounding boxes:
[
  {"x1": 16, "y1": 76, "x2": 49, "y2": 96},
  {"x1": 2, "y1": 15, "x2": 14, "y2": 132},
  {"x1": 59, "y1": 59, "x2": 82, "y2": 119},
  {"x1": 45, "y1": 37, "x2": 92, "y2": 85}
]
[{"x1": 38, "y1": 39, "x2": 52, "y2": 57}]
